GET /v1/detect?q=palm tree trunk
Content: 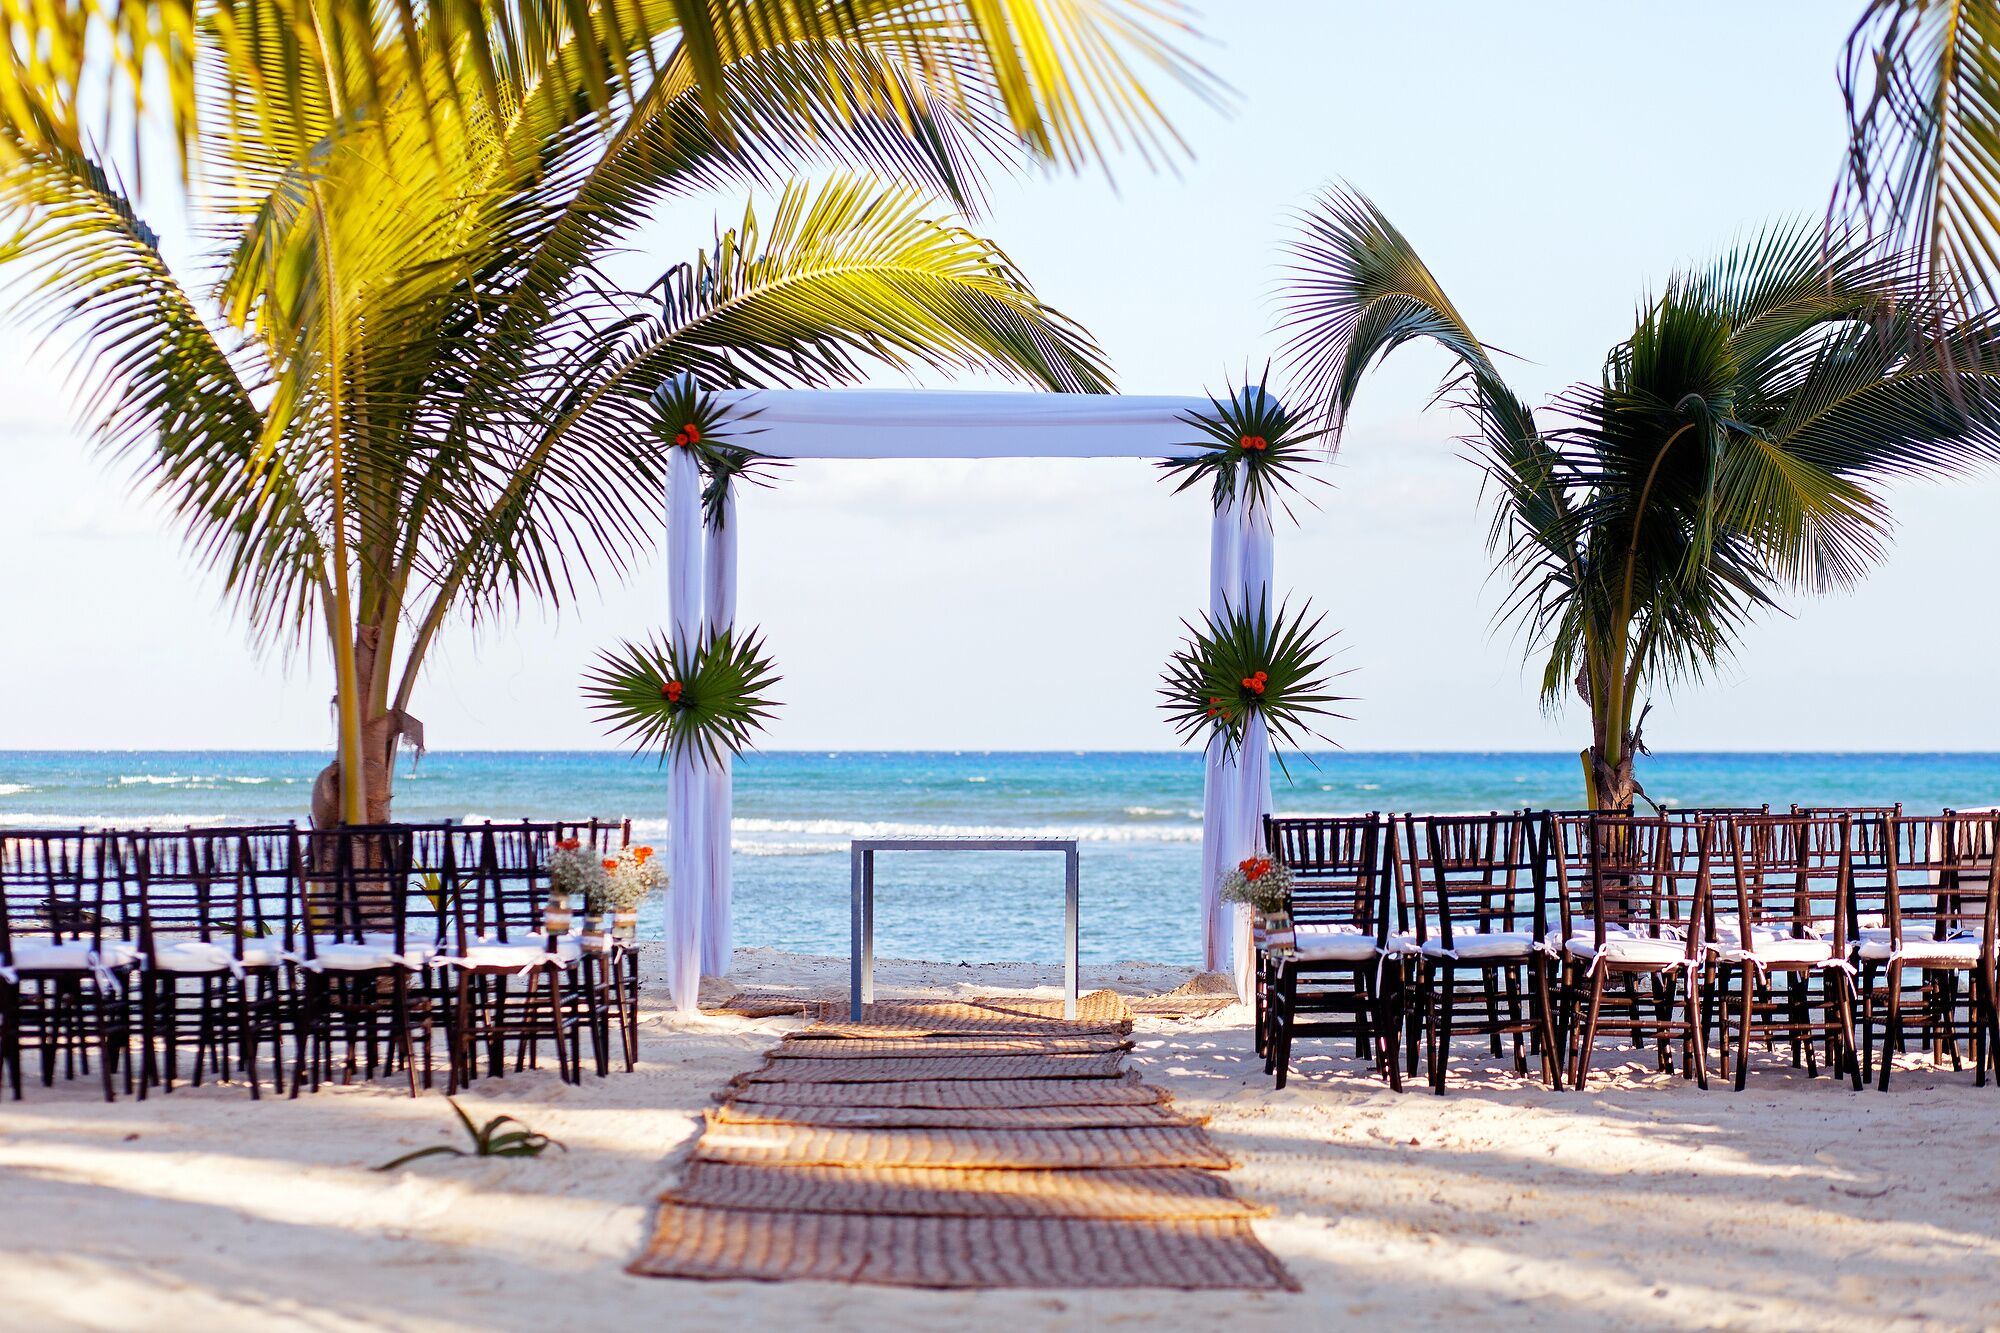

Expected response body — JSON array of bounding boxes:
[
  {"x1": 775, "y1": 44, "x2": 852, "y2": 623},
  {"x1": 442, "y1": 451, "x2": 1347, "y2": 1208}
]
[{"x1": 308, "y1": 625, "x2": 399, "y2": 827}]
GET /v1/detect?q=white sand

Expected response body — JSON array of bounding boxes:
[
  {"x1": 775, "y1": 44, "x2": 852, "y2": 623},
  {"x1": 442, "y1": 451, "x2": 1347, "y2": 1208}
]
[{"x1": 3, "y1": 947, "x2": 1997, "y2": 1332}]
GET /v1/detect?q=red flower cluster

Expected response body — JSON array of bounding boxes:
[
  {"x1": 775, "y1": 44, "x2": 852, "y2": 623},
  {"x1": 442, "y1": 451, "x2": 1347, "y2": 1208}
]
[
  {"x1": 661, "y1": 679, "x2": 684, "y2": 703},
  {"x1": 1238, "y1": 856, "x2": 1275, "y2": 881},
  {"x1": 674, "y1": 423, "x2": 703, "y2": 448},
  {"x1": 1239, "y1": 434, "x2": 1269, "y2": 452},
  {"x1": 601, "y1": 858, "x2": 619, "y2": 872},
  {"x1": 556, "y1": 838, "x2": 581, "y2": 851},
  {"x1": 1205, "y1": 694, "x2": 1225, "y2": 718},
  {"x1": 632, "y1": 845, "x2": 654, "y2": 864},
  {"x1": 1241, "y1": 669, "x2": 1268, "y2": 695}
]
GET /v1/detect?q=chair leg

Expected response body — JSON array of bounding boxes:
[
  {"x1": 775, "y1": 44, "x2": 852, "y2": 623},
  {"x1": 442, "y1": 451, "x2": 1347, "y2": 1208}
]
[
  {"x1": 1877, "y1": 961, "x2": 1904, "y2": 1091},
  {"x1": 1573, "y1": 966, "x2": 1607, "y2": 1091},
  {"x1": 1430, "y1": 965, "x2": 1456, "y2": 1095}
]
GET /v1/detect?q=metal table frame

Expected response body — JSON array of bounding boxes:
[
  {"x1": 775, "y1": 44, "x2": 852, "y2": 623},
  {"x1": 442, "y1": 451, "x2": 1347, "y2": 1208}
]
[{"x1": 849, "y1": 836, "x2": 1081, "y2": 1020}]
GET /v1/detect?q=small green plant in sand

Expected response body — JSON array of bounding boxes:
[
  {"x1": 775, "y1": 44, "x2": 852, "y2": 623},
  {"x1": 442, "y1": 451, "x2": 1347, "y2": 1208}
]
[{"x1": 374, "y1": 1099, "x2": 566, "y2": 1171}]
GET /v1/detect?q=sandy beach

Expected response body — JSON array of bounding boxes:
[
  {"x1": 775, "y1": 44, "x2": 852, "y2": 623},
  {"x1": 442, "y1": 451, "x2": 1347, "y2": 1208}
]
[{"x1": 1, "y1": 947, "x2": 1995, "y2": 1332}]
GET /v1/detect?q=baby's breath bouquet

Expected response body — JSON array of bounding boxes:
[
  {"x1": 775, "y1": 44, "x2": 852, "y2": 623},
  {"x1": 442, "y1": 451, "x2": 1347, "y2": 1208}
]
[
  {"x1": 547, "y1": 838, "x2": 606, "y2": 934},
  {"x1": 1220, "y1": 855, "x2": 1294, "y2": 916},
  {"x1": 606, "y1": 845, "x2": 664, "y2": 941}
]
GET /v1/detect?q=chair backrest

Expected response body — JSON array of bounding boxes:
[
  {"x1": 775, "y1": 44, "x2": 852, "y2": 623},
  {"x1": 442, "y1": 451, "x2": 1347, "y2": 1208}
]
[
  {"x1": 1262, "y1": 814, "x2": 1385, "y2": 935},
  {"x1": 1716, "y1": 813, "x2": 1849, "y2": 949},
  {"x1": 204, "y1": 825, "x2": 301, "y2": 952},
  {"x1": 1574, "y1": 814, "x2": 1703, "y2": 953},
  {"x1": 299, "y1": 825, "x2": 418, "y2": 954},
  {"x1": 1415, "y1": 812, "x2": 1546, "y2": 950},
  {"x1": 133, "y1": 830, "x2": 227, "y2": 960},
  {"x1": 454, "y1": 821, "x2": 562, "y2": 945},
  {"x1": 1869, "y1": 812, "x2": 2000, "y2": 949},
  {"x1": 0, "y1": 831, "x2": 133, "y2": 958},
  {"x1": 1662, "y1": 805, "x2": 1769, "y2": 820}
]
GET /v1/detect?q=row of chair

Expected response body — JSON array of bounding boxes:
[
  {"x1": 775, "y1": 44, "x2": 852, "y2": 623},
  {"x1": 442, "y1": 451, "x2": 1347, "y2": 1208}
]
[
  {"x1": 0, "y1": 819, "x2": 638, "y2": 1101},
  {"x1": 1258, "y1": 805, "x2": 2000, "y2": 1094}
]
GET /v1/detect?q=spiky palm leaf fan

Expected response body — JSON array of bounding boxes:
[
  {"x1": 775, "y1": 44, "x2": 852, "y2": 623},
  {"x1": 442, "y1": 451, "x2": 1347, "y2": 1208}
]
[
  {"x1": 584, "y1": 628, "x2": 781, "y2": 766},
  {"x1": 649, "y1": 380, "x2": 781, "y2": 525},
  {"x1": 1156, "y1": 366, "x2": 1326, "y2": 513},
  {"x1": 1160, "y1": 597, "x2": 1345, "y2": 768}
]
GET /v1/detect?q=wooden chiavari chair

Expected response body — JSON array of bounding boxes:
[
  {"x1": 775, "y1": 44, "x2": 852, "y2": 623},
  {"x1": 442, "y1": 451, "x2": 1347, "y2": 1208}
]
[
  {"x1": 292, "y1": 826, "x2": 441, "y2": 1097},
  {"x1": 1411, "y1": 812, "x2": 1560, "y2": 1092},
  {"x1": 0, "y1": 831, "x2": 138, "y2": 1100},
  {"x1": 1854, "y1": 812, "x2": 2000, "y2": 1089},
  {"x1": 132, "y1": 829, "x2": 291, "y2": 1098},
  {"x1": 1552, "y1": 815, "x2": 1708, "y2": 1088},
  {"x1": 438, "y1": 822, "x2": 582, "y2": 1089},
  {"x1": 1708, "y1": 814, "x2": 1860, "y2": 1090},
  {"x1": 1261, "y1": 814, "x2": 1400, "y2": 1090}
]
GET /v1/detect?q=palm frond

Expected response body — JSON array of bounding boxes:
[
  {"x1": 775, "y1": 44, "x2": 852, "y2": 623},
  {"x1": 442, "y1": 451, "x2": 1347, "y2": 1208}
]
[
  {"x1": 1159, "y1": 596, "x2": 1346, "y2": 765},
  {"x1": 1156, "y1": 365, "x2": 1326, "y2": 514},
  {"x1": 583, "y1": 627, "x2": 781, "y2": 766}
]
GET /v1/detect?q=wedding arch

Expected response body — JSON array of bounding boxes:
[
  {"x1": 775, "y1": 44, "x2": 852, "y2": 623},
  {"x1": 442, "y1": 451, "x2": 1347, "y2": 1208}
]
[{"x1": 635, "y1": 386, "x2": 1321, "y2": 1013}]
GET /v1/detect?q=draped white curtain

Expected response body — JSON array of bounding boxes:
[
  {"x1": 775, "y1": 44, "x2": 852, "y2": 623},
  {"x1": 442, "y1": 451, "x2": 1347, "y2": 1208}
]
[
  {"x1": 1198, "y1": 474, "x2": 1275, "y2": 1002},
  {"x1": 700, "y1": 489, "x2": 738, "y2": 976},
  {"x1": 664, "y1": 444, "x2": 707, "y2": 1014}
]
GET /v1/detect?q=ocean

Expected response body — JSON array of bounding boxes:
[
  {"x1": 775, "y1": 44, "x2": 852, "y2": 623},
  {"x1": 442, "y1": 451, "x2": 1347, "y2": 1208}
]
[{"x1": 2, "y1": 749, "x2": 1996, "y2": 966}]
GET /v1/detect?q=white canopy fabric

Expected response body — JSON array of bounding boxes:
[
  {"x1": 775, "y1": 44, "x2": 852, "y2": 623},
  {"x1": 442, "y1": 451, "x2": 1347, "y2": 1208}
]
[
  {"x1": 710, "y1": 389, "x2": 1213, "y2": 459},
  {"x1": 661, "y1": 387, "x2": 1280, "y2": 1013}
]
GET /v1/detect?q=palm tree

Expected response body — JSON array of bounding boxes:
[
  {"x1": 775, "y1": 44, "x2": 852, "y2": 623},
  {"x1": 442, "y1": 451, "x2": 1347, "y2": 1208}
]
[
  {"x1": 1279, "y1": 187, "x2": 2000, "y2": 809},
  {"x1": 0, "y1": 2, "x2": 1216, "y2": 825}
]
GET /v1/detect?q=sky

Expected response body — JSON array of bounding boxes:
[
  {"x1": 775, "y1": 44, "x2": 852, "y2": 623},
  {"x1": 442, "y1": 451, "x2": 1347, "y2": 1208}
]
[{"x1": 5, "y1": 0, "x2": 1989, "y2": 755}]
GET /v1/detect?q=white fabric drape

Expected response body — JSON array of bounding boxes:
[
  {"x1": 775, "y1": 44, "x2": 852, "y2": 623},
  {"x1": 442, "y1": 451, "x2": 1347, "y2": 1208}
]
[
  {"x1": 709, "y1": 389, "x2": 1212, "y2": 459},
  {"x1": 665, "y1": 444, "x2": 706, "y2": 1014},
  {"x1": 1200, "y1": 482, "x2": 1242, "y2": 974},
  {"x1": 700, "y1": 488, "x2": 737, "y2": 976},
  {"x1": 1231, "y1": 492, "x2": 1276, "y2": 1002}
]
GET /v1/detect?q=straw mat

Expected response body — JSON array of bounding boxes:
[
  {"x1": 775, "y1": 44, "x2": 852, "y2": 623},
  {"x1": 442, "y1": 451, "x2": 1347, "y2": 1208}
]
[
  {"x1": 630, "y1": 1209, "x2": 1299, "y2": 1290},
  {"x1": 736, "y1": 1051, "x2": 1131, "y2": 1083},
  {"x1": 721, "y1": 1072, "x2": 1171, "y2": 1109},
  {"x1": 694, "y1": 1121, "x2": 1233, "y2": 1170},
  {"x1": 769, "y1": 1035, "x2": 1130, "y2": 1059},
  {"x1": 667, "y1": 1161, "x2": 1268, "y2": 1221},
  {"x1": 707, "y1": 1101, "x2": 1197, "y2": 1131}
]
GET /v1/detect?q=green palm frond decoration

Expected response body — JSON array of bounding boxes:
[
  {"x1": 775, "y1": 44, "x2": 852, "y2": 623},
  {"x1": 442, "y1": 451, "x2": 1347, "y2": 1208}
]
[
  {"x1": 648, "y1": 379, "x2": 781, "y2": 526},
  {"x1": 374, "y1": 1099, "x2": 565, "y2": 1171},
  {"x1": 1160, "y1": 597, "x2": 1346, "y2": 764},
  {"x1": 584, "y1": 628, "x2": 781, "y2": 766},
  {"x1": 1157, "y1": 366, "x2": 1327, "y2": 513}
]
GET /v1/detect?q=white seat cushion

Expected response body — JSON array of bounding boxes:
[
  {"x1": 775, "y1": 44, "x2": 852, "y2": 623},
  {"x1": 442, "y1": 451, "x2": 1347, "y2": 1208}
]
[
  {"x1": 1856, "y1": 934, "x2": 1983, "y2": 965},
  {"x1": 442, "y1": 936, "x2": 581, "y2": 969},
  {"x1": 1725, "y1": 937, "x2": 1836, "y2": 966},
  {"x1": 1291, "y1": 924, "x2": 1378, "y2": 962},
  {"x1": 8, "y1": 939, "x2": 140, "y2": 971},
  {"x1": 1422, "y1": 931, "x2": 1536, "y2": 961},
  {"x1": 1565, "y1": 935, "x2": 1687, "y2": 966},
  {"x1": 152, "y1": 937, "x2": 285, "y2": 973},
  {"x1": 306, "y1": 934, "x2": 433, "y2": 971}
]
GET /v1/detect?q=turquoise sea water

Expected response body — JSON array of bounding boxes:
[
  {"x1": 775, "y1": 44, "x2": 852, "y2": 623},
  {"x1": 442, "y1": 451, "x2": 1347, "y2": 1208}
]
[{"x1": 3, "y1": 750, "x2": 1996, "y2": 966}]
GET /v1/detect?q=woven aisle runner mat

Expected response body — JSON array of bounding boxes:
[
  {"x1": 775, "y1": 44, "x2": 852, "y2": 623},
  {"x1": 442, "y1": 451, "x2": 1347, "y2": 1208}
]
[
  {"x1": 721, "y1": 1072, "x2": 1171, "y2": 1109},
  {"x1": 712, "y1": 984, "x2": 1238, "y2": 1025},
  {"x1": 735, "y1": 1051, "x2": 1131, "y2": 1083},
  {"x1": 670, "y1": 1162, "x2": 1268, "y2": 1221},
  {"x1": 709, "y1": 1102, "x2": 1196, "y2": 1130},
  {"x1": 695, "y1": 1122, "x2": 1234, "y2": 1170},
  {"x1": 636, "y1": 1211, "x2": 1296, "y2": 1291},
  {"x1": 769, "y1": 1035, "x2": 1132, "y2": 1058},
  {"x1": 633, "y1": 990, "x2": 1294, "y2": 1290}
]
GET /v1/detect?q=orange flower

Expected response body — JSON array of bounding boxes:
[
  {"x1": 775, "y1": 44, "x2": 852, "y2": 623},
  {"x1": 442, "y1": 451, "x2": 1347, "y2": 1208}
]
[
  {"x1": 632, "y1": 846, "x2": 654, "y2": 863},
  {"x1": 556, "y1": 838, "x2": 580, "y2": 851},
  {"x1": 602, "y1": 859, "x2": 619, "y2": 872},
  {"x1": 1239, "y1": 434, "x2": 1269, "y2": 452},
  {"x1": 1238, "y1": 856, "x2": 1274, "y2": 881},
  {"x1": 662, "y1": 679, "x2": 684, "y2": 703},
  {"x1": 674, "y1": 431, "x2": 691, "y2": 447},
  {"x1": 686, "y1": 423, "x2": 701, "y2": 443}
]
